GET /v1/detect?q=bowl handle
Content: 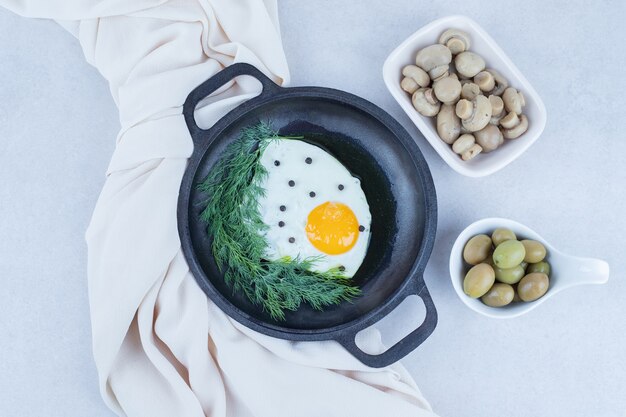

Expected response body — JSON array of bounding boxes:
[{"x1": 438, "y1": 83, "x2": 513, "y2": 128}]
[
  {"x1": 336, "y1": 277, "x2": 438, "y2": 368},
  {"x1": 561, "y1": 256, "x2": 610, "y2": 285},
  {"x1": 182, "y1": 63, "x2": 280, "y2": 141}
]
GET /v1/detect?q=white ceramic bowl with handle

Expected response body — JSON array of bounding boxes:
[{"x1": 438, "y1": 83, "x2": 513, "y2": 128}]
[
  {"x1": 383, "y1": 15, "x2": 547, "y2": 177},
  {"x1": 450, "y1": 218, "x2": 609, "y2": 318}
]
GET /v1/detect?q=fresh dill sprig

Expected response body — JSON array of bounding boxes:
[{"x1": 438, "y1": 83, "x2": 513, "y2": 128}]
[{"x1": 198, "y1": 122, "x2": 360, "y2": 320}]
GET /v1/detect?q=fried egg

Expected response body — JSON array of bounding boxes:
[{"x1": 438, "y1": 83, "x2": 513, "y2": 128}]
[{"x1": 256, "y1": 139, "x2": 371, "y2": 277}]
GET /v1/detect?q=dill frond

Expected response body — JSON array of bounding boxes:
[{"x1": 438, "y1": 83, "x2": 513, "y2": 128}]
[{"x1": 198, "y1": 122, "x2": 361, "y2": 320}]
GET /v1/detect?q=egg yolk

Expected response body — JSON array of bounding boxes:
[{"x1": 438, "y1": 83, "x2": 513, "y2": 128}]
[{"x1": 305, "y1": 202, "x2": 359, "y2": 255}]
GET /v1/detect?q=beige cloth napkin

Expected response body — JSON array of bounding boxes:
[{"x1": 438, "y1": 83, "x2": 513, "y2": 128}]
[{"x1": 2, "y1": 0, "x2": 440, "y2": 415}]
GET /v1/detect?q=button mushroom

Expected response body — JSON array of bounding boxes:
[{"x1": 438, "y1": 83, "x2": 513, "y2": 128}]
[
  {"x1": 430, "y1": 65, "x2": 450, "y2": 82},
  {"x1": 502, "y1": 87, "x2": 526, "y2": 115},
  {"x1": 401, "y1": 65, "x2": 430, "y2": 94},
  {"x1": 462, "y1": 144, "x2": 483, "y2": 161},
  {"x1": 415, "y1": 44, "x2": 452, "y2": 81},
  {"x1": 400, "y1": 78, "x2": 418, "y2": 94},
  {"x1": 438, "y1": 29, "x2": 471, "y2": 55},
  {"x1": 452, "y1": 133, "x2": 482, "y2": 161},
  {"x1": 400, "y1": 28, "x2": 531, "y2": 153},
  {"x1": 461, "y1": 82, "x2": 481, "y2": 100},
  {"x1": 454, "y1": 51, "x2": 486, "y2": 78},
  {"x1": 485, "y1": 68, "x2": 508, "y2": 96},
  {"x1": 489, "y1": 95, "x2": 505, "y2": 125},
  {"x1": 412, "y1": 87, "x2": 441, "y2": 117},
  {"x1": 455, "y1": 95, "x2": 492, "y2": 132},
  {"x1": 500, "y1": 111, "x2": 518, "y2": 129},
  {"x1": 474, "y1": 124, "x2": 504, "y2": 152},
  {"x1": 474, "y1": 71, "x2": 495, "y2": 92},
  {"x1": 452, "y1": 133, "x2": 475, "y2": 154},
  {"x1": 433, "y1": 75, "x2": 462, "y2": 105},
  {"x1": 500, "y1": 112, "x2": 529, "y2": 139},
  {"x1": 437, "y1": 104, "x2": 461, "y2": 144}
]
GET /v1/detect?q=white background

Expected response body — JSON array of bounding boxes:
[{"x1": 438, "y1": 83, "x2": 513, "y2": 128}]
[{"x1": 1, "y1": 1, "x2": 625, "y2": 416}]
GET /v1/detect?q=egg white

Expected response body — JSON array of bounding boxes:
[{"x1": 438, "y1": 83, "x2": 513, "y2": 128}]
[{"x1": 255, "y1": 139, "x2": 371, "y2": 277}]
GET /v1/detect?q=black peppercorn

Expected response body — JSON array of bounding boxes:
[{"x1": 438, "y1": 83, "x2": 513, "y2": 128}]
[{"x1": 280, "y1": 205, "x2": 286, "y2": 212}]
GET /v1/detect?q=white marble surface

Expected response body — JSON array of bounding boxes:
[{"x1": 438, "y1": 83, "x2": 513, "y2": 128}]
[{"x1": 1, "y1": 1, "x2": 625, "y2": 416}]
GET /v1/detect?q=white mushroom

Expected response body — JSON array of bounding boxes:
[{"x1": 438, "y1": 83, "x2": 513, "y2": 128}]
[
  {"x1": 500, "y1": 111, "x2": 519, "y2": 129},
  {"x1": 452, "y1": 133, "x2": 475, "y2": 154},
  {"x1": 485, "y1": 68, "x2": 508, "y2": 96},
  {"x1": 430, "y1": 65, "x2": 450, "y2": 83},
  {"x1": 500, "y1": 112, "x2": 529, "y2": 139},
  {"x1": 461, "y1": 82, "x2": 481, "y2": 100},
  {"x1": 430, "y1": 65, "x2": 450, "y2": 82},
  {"x1": 401, "y1": 32, "x2": 528, "y2": 151},
  {"x1": 455, "y1": 95, "x2": 492, "y2": 132},
  {"x1": 452, "y1": 133, "x2": 482, "y2": 161},
  {"x1": 433, "y1": 76, "x2": 462, "y2": 105},
  {"x1": 436, "y1": 104, "x2": 461, "y2": 144},
  {"x1": 401, "y1": 65, "x2": 430, "y2": 94},
  {"x1": 454, "y1": 51, "x2": 486, "y2": 78},
  {"x1": 489, "y1": 95, "x2": 505, "y2": 125},
  {"x1": 502, "y1": 87, "x2": 526, "y2": 115},
  {"x1": 462, "y1": 144, "x2": 483, "y2": 161},
  {"x1": 474, "y1": 71, "x2": 495, "y2": 92},
  {"x1": 412, "y1": 87, "x2": 441, "y2": 117},
  {"x1": 415, "y1": 44, "x2": 452, "y2": 81},
  {"x1": 400, "y1": 78, "x2": 419, "y2": 94},
  {"x1": 438, "y1": 29, "x2": 471, "y2": 55},
  {"x1": 474, "y1": 124, "x2": 504, "y2": 152}
]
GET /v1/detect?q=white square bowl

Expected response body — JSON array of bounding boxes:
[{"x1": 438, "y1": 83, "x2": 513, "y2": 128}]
[{"x1": 383, "y1": 15, "x2": 547, "y2": 177}]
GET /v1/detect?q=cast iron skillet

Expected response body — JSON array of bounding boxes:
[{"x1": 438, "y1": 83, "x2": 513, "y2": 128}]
[{"x1": 178, "y1": 63, "x2": 438, "y2": 368}]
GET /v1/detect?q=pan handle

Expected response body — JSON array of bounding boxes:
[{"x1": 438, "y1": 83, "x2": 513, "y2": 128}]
[
  {"x1": 336, "y1": 276, "x2": 438, "y2": 369},
  {"x1": 183, "y1": 63, "x2": 280, "y2": 140}
]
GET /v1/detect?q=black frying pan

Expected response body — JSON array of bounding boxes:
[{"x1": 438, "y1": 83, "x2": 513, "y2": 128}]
[{"x1": 178, "y1": 63, "x2": 438, "y2": 368}]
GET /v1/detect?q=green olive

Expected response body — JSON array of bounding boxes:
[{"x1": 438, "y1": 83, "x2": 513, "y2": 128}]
[
  {"x1": 481, "y1": 283, "x2": 515, "y2": 307},
  {"x1": 527, "y1": 261, "x2": 550, "y2": 276},
  {"x1": 520, "y1": 261, "x2": 528, "y2": 271},
  {"x1": 512, "y1": 287, "x2": 522, "y2": 303},
  {"x1": 463, "y1": 234, "x2": 493, "y2": 265},
  {"x1": 494, "y1": 264, "x2": 525, "y2": 284},
  {"x1": 518, "y1": 273, "x2": 550, "y2": 302},
  {"x1": 521, "y1": 240, "x2": 547, "y2": 263},
  {"x1": 463, "y1": 263, "x2": 495, "y2": 298},
  {"x1": 492, "y1": 240, "x2": 526, "y2": 269},
  {"x1": 491, "y1": 228, "x2": 517, "y2": 246}
]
